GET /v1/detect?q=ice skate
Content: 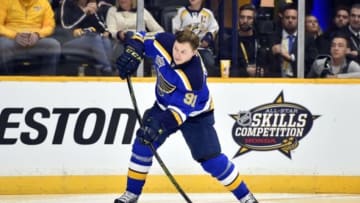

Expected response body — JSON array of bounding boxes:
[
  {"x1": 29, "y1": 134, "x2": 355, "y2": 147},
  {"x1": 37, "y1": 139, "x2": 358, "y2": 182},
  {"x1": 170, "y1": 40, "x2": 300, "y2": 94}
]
[
  {"x1": 114, "y1": 191, "x2": 138, "y2": 203},
  {"x1": 239, "y1": 192, "x2": 259, "y2": 203}
]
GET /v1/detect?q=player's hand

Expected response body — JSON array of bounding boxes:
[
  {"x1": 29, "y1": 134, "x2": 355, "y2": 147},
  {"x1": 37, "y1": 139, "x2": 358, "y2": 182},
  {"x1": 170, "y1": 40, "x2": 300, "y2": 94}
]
[
  {"x1": 124, "y1": 31, "x2": 134, "y2": 41},
  {"x1": 116, "y1": 45, "x2": 142, "y2": 79},
  {"x1": 136, "y1": 117, "x2": 164, "y2": 144},
  {"x1": 117, "y1": 31, "x2": 135, "y2": 41},
  {"x1": 116, "y1": 34, "x2": 144, "y2": 79}
]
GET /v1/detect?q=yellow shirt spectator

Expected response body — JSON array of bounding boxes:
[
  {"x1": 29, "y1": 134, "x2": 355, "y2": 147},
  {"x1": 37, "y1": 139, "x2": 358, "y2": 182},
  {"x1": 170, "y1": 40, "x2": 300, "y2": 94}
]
[{"x1": 0, "y1": 0, "x2": 55, "y2": 39}]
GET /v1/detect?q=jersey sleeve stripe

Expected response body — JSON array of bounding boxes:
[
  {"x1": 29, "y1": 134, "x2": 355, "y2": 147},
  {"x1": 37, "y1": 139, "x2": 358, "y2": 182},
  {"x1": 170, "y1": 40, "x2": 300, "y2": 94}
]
[
  {"x1": 175, "y1": 69, "x2": 192, "y2": 91},
  {"x1": 189, "y1": 96, "x2": 214, "y2": 117},
  {"x1": 154, "y1": 40, "x2": 172, "y2": 64},
  {"x1": 168, "y1": 105, "x2": 187, "y2": 124},
  {"x1": 132, "y1": 34, "x2": 144, "y2": 43},
  {"x1": 169, "y1": 109, "x2": 184, "y2": 126},
  {"x1": 210, "y1": 97, "x2": 214, "y2": 110}
]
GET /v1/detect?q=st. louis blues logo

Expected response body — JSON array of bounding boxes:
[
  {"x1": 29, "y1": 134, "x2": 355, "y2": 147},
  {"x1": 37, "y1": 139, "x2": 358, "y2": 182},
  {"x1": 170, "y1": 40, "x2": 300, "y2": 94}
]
[{"x1": 230, "y1": 91, "x2": 320, "y2": 159}]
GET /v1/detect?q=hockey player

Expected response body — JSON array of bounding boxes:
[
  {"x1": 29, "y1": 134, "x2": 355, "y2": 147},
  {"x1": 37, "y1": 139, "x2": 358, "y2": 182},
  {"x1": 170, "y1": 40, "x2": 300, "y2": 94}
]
[{"x1": 114, "y1": 30, "x2": 259, "y2": 203}]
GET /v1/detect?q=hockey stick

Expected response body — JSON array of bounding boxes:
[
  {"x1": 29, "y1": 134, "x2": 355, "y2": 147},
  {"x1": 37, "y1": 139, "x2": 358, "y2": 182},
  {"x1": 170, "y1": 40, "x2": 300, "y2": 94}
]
[{"x1": 126, "y1": 76, "x2": 192, "y2": 203}]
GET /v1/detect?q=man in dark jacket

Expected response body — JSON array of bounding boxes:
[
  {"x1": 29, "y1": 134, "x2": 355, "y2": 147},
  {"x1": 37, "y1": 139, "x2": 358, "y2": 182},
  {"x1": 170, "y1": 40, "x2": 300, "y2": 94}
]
[
  {"x1": 336, "y1": 3, "x2": 360, "y2": 63},
  {"x1": 268, "y1": 3, "x2": 318, "y2": 77}
]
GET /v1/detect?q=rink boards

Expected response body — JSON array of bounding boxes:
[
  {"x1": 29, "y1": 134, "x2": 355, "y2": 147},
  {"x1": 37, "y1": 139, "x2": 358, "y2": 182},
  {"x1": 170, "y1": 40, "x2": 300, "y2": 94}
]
[{"x1": 0, "y1": 77, "x2": 359, "y2": 194}]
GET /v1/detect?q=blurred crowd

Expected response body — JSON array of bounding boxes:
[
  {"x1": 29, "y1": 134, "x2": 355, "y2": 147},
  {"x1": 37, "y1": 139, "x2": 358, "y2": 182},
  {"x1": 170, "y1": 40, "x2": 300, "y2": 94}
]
[{"x1": 0, "y1": 0, "x2": 359, "y2": 78}]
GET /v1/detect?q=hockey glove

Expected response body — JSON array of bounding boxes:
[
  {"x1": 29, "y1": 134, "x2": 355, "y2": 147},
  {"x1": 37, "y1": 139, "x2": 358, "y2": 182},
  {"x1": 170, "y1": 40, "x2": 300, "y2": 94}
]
[
  {"x1": 201, "y1": 32, "x2": 214, "y2": 45},
  {"x1": 136, "y1": 116, "x2": 165, "y2": 144},
  {"x1": 116, "y1": 34, "x2": 144, "y2": 79},
  {"x1": 124, "y1": 31, "x2": 135, "y2": 41}
]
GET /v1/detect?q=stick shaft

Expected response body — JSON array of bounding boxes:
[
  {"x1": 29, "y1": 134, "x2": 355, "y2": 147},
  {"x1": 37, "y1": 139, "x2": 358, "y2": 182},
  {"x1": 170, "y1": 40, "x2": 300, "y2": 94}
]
[{"x1": 126, "y1": 76, "x2": 192, "y2": 203}]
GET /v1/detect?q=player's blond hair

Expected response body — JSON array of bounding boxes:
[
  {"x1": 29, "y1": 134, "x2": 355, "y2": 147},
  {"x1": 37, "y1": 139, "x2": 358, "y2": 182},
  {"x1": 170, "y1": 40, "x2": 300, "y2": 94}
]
[{"x1": 175, "y1": 30, "x2": 200, "y2": 50}]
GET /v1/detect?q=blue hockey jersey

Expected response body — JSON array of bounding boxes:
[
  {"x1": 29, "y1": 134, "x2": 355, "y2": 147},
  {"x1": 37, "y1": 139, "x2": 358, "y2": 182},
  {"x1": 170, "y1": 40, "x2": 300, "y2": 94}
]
[{"x1": 144, "y1": 32, "x2": 214, "y2": 129}]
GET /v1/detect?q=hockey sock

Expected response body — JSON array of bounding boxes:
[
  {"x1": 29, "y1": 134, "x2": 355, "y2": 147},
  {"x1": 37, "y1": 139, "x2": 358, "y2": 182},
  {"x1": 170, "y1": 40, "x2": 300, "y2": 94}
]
[
  {"x1": 201, "y1": 153, "x2": 250, "y2": 200},
  {"x1": 126, "y1": 138, "x2": 154, "y2": 195}
]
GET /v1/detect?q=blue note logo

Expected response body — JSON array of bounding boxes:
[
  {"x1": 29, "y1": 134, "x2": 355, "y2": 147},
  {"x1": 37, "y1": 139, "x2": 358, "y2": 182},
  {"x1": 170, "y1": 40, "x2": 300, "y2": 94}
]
[{"x1": 230, "y1": 91, "x2": 320, "y2": 159}]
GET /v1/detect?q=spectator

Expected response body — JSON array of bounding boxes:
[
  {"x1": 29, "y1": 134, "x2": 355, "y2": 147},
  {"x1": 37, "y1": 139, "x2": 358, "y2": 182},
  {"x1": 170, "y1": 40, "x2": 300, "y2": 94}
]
[
  {"x1": 172, "y1": 0, "x2": 219, "y2": 77},
  {"x1": 333, "y1": 5, "x2": 351, "y2": 29},
  {"x1": 308, "y1": 34, "x2": 360, "y2": 78},
  {"x1": 274, "y1": 0, "x2": 298, "y2": 31},
  {"x1": 305, "y1": 14, "x2": 322, "y2": 40},
  {"x1": 0, "y1": 0, "x2": 61, "y2": 75},
  {"x1": 60, "y1": 0, "x2": 113, "y2": 74},
  {"x1": 221, "y1": 4, "x2": 266, "y2": 77},
  {"x1": 269, "y1": 3, "x2": 318, "y2": 77},
  {"x1": 316, "y1": 5, "x2": 350, "y2": 55},
  {"x1": 106, "y1": 0, "x2": 163, "y2": 42},
  {"x1": 337, "y1": 3, "x2": 360, "y2": 63},
  {"x1": 106, "y1": 0, "x2": 164, "y2": 75},
  {"x1": 97, "y1": 0, "x2": 115, "y2": 21}
]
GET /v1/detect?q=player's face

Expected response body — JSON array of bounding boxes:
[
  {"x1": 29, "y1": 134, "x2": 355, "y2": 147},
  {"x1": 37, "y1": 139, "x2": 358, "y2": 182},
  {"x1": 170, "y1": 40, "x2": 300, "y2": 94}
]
[
  {"x1": 330, "y1": 38, "x2": 348, "y2": 60},
  {"x1": 172, "y1": 41, "x2": 196, "y2": 65}
]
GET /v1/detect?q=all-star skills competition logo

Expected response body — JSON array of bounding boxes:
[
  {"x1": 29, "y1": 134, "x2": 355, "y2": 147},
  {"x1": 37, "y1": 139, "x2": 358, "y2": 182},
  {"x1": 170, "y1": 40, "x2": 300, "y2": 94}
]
[{"x1": 230, "y1": 91, "x2": 320, "y2": 159}]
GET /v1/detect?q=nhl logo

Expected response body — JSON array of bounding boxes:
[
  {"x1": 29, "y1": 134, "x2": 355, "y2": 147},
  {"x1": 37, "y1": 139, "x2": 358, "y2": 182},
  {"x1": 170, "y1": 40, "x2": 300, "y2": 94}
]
[{"x1": 230, "y1": 91, "x2": 320, "y2": 159}]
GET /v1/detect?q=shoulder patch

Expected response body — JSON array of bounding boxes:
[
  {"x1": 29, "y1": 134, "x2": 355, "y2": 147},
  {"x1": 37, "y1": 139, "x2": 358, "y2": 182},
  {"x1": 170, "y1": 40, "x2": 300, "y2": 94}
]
[
  {"x1": 157, "y1": 72, "x2": 176, "y2": 95},
  {"x1": 155, "y1": 55, "x2": 166, "y2": 68}
]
